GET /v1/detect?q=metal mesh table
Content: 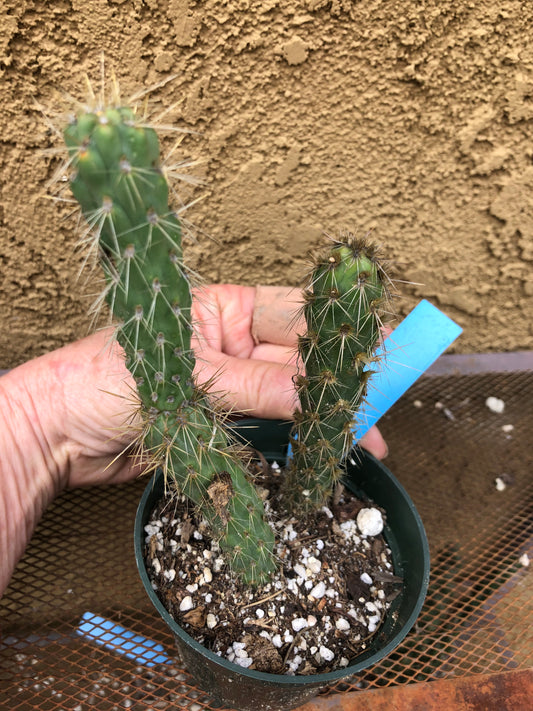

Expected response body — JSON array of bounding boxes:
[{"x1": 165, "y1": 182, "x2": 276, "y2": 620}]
[{"x1": 1, "y1": 357, "x2": 532, "y2": 709}]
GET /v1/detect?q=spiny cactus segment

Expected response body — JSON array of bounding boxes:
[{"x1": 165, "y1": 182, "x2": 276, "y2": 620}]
[
  {"x1": 64, "y1": 105, "x2": 276, "y2": 584},
  {"x1": 285, "y1": 236, "x2": 389, "y2": 514}
]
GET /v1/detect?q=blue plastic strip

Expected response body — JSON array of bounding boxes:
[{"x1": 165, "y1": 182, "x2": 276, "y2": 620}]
[
  {"x1": 77, "y1": 612, "x2": 172, "y2": 667},
  {"x1": 353, "y1": 299, "x2": 463, "y2": 440}
]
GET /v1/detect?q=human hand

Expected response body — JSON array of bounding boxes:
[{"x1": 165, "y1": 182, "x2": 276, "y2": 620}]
[
  {"x1": 1, "y1": 284, "x2": 386, "y2": 490},
  {"x1": 0, "y1": 284, "x2": 387, "y2": 594},
  {"x1": 191, "y1": 284, "x2": 387, "y2": 458},
  {"x1": 51, "y1": 284, "x2": 386, "y2": 488}
]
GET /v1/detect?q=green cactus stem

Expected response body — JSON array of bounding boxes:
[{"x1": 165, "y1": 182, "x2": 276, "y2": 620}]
[
  {"x1": 284, "y1": 236, "x2": 389, "y2": 515},
  {"x1": 64, "y1": 105, "x2": 275, "y2": 585}
]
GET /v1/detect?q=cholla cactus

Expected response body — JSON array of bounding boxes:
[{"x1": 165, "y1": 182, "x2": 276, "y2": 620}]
[
  {"x1": 63, "y1": 103, "x2": 276, "y2": 585},
  {"x1": 285, "y1": 236, "x2": 389, "y2": 514},
  {"x1": 60, "y1": 81, "x2": 392, "y2": 587}
]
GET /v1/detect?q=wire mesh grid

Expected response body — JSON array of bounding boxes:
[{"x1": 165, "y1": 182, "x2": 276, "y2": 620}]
[{"x1": 1, "y1": 365, "x2": 532, "y2": 709}]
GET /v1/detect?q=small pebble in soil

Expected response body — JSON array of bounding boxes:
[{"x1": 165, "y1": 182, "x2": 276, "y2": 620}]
[
  {"x1": 356, "y1": 508, "x2": 384, "y2": 537},
  {"x1": 495, "y1": 477, "x2": 507, "y2": 492},
  {"x1": 494, "y1": 473, "x2": 514, "y2": 492},
  {"x1": 486, "y1": 396, "x2": 505, "y2": 414},
  {"x1": 519, "y1": 553, "x2": 530, "y2": 568},
  {"x1": 179, "y1": 596, "x2": 194, "y2": 611}
]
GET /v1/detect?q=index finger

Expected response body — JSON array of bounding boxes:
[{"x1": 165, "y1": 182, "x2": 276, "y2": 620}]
[{"x1": 251, "y1": 286, "x2": 304, "y2": 347}]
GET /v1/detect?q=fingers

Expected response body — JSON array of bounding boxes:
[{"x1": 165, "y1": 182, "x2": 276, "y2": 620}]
[
  {"x1": 192, "y1": 284, "x2": 304, "y2": 356},
  {"x1": 358, "y1": 425, "x2": 389, "y2": 460},
  {"x1": 194, "y1": 347, "x2": 389, "y2": 462},
  {"x1": 192, "y1": 285, "x2": 256, "y2": 357},
  {"x1": 251, "y1": 285, "x2": 304, "y2": 347},
  {"x1": 249, "y1": 342, "x2": 298, "y2": 366},
  {"x1": 194, "y1": 350, "x2": 298, "y2": 420},
  {"x1": 61, "y1": 295, "x2": 388, "y2": 463}
]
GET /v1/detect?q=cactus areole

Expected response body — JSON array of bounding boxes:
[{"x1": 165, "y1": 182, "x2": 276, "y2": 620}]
[{"x1": 64, "y1": 106, "x2": 276, "y2": 585}]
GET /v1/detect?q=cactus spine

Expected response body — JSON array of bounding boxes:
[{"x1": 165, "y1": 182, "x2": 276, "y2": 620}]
[
  {"x1": 285, "y1": 236, "x2": 388, "y2": 514},
  {"x1": 64, "y1": 105, "x2": 275, "y2": 584}
]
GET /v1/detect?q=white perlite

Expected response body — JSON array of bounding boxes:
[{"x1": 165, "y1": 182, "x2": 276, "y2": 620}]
[
  {"x1": 486, "y1": 396, "x2": 505, "y2": 413},
  {"x1": 179, "y1": 596, "x2": 194, "y2": 612},
  {"x1": 307, "y1": 556, "x2": 322, "y2": 575},
  {"x1": 339, "y1": 519, "x2": 359, "y2": 541},
  {"x1": 335, "y1": 618, "x2": 350, "y2": 631},
  {"x1": 228, "y1": 641, "x2": 253, "y2": 668},
  {"x1": 309, "y1": 581, "x2": 326, "y2": 599},
  {"x1": 319, "y1": 646, "x2": 335, "y2": 662},
  {"x1": 293, "y1": 563, "x2": 307, "y2": 579},
  {"x1": 144, "y1": 524, "x2": 161, "y2": 540},
  {"x1": 356, "y1": 508, "x2": 384, "y2": 536},
  {"x1": 292, "y1": 617, "x2": 308, "y2": 632}
]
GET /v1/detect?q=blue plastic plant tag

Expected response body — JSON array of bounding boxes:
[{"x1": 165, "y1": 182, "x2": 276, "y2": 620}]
[
  {"x1": 352, "y1": 299, "x2": 463, "y2": 440},
  {"x1": 77, "y1": 612, "x2": 172, "y2": 667}
]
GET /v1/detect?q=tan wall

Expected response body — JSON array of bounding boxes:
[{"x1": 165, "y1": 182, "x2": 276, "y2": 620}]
[{"x1": 1, "y1": 0, "x2": 532, "y2": 366}]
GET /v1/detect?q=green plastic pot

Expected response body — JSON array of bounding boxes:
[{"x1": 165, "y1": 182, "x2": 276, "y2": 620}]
[{"x1": 134, "y1": 419, "x2": 430, "y2": 711}]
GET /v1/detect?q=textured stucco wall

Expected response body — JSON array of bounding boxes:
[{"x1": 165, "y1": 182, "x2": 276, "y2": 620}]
[{"x1": 1, "y1": 0, "x2": 532, "y2": 366}]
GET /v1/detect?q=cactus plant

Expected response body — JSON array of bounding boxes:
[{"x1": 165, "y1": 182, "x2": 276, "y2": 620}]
[
  {"x1": 63, "y1": 104, "x2": 276, "y2": 585},
  {"x1": 61, "y1": 97, "x2": 390, "y2": 587},
  {"x1": 285, "y1": 237, "x2": 388, "y2": 514}
]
